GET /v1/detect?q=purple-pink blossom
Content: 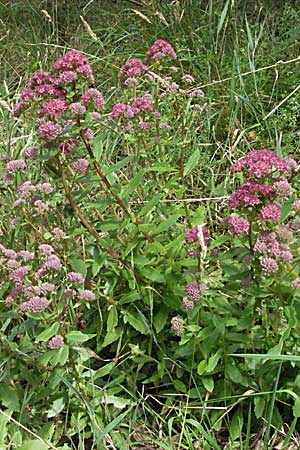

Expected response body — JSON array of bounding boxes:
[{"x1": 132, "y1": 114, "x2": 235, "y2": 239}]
[
  {"x1": 229, "y1": 181, "x2": 273, "y2": 209},
  {"x1": 260, "y1": 257, "x2": 279, "y2": 274},
  {"x1": 171, "y1": 316, "x2": 183, "y2": 336},
  {"x1": 48, "y1": 335, "x2": 64, "y2": 349},
  {"x1": 67, "y1": 272, "x2": 85, "y2": 284},
  {"x1": 19, "y1": 296, "x2": 50, "y2": 314},
  {"x1": 185, "y1": 281, "x2": 200, "y2": 301},
  {"x1": 6, "y1": 159, "x2": 26, "y2": 174},
  {"x1": 259, "y1": 204, "x2": 281, "y2": 223},
  {"x1": 120, "y1": 58, "x2": 147, "y2": 82},
  {"x1": 53, "y1": 50, "x2": 94, "y2": 83},
  {"x1": 232, "y1": 149, "x2": 292, "y2": 178},
  {"x1": 37, "y1": 121, "x2": 62, "y2": 141},
  {"x1": 223, "y1": 216, "x2": 250, "y2": 234},
  {"x1": 81, "y1": 88, "x2": 105, "y2": 109},
  {"x1": 78, "y1": 289, "x2": 96, "y2": 301},
  {"x1": 41, "y1": 99, "x2": 68, "y2": 118},
  {"x1": 69, "y1": 102, "x2": 86, "y2": 115},
  {"x1": 71, "y1": 158, "x2": 89, "y2": 174},
  {"x1": 145, "y1": 39, "x2": 176, "y2": 62}
]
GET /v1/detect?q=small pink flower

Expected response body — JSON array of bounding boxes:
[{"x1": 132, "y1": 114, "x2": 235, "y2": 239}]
[
  {"x1": 38, "y1": 121, "x2": 62, "y2": 141},
  {"x1": 260, "y1": 257, "x2": 279, "y2": 274},
  {"x1": 259, "y1": 204, "x2": 281, "y2": 223},
  {"x1": 223, "y1": 216, "x2": 250, "y2": 234},
  {"x1": 48, "y1": 335, "x2": 64, "y2": 349},
  {"x1": 171, "y1": 316, "x2": 183, "y2": 336},
  {"x1": 41, "y1": 99, "x2": 68, "y2": 118},
  {"x1": 145, "y1": 39, "x2": 176, "y2": 62}
]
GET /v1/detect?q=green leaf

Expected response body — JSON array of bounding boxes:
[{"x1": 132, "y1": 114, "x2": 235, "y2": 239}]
[
  {"x1": 0, "y1": 409, "x2": 12, "y2": 445},
  {"x1": 153, "y1": 213, "x2": 181, "y2": 235},
  {"x1": 102, "y1": 306, "x2": 120, "y2": 348},
  {"x1": 100, "y1": 395, "x2": 131, "y2": 409},
  {"x1": 0, "y1": 384, "x2": 20, "y2": 411},
  {"x1": 217, "y1": 0, "x2": 230, "y2": 34},
  {"x1": 51, "y1": 345, "x2": 69, "y2": 366},
  {"x1": 153, "y1": 306, "x2": 168, "y2": 333},
  {"x1": 70, "y1": 258, "x2": 87, "y2": 277},
  {"x1": 173, "y1": 379, "x2": 187, "y2": 393},
  {"x1": 137, "y1": 194, "x2": 162, "y2": 217},
  {"x1": 103, "y1": 155, "x2": 134, "y2": 176},
  {"x1": 123, "y1": 311, "x2": 150, "y2": 335},
  {"x1": 202, "y1": 376, "x2": 214, "y2": 392},
  {"x1": 121, "y1": 170, "x2": 145, "y2": 200},
  {"x1": 66, "y1": 331, "x2": 95, "y2": 344},
  {"x1": 197, "y1": 360, "x2": 207, "y2": 376},
  {"x1": 17, "y1": 440, "x2": 49, "y2": 450},
  {"x1": 230, "y1": 409, "x2": 243, "y2": 441},
  {"x1": 206, "y1": 349, "x2": 222, "y2": 373},
  {"x1": 94, "y1": 362, "x2": 116, "y2": 380},
  {"x1": 254, "y1": 396, "x2": 265, "y2": 419},
  {"x1": 36, "y1": 323, "x2": 60, "y2": 342},
  {"x1": 184, "y1": 149, "x2": 200, "y2": 177},
  {"x1": 140, "y1": 268, "x2": 166, "y2": 283},
  {"x1": 47, "y1": 397, "x2": 66, "y2": 418}
]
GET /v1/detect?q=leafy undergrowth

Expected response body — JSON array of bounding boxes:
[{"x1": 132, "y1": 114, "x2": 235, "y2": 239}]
[{"x1": 1, "y1": 1, "x2": 300, "y2": 449}]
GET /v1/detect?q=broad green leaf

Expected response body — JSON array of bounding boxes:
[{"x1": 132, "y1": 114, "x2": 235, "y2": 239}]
[
  {"x1": 140, "y1": 268, "x2": 166, "y2": 283},
  {"x1": 51, "y1": 345, "x2": 69, "y2": 366},
  {"x1": 197, "y1": 360, "x2": 207, "y2": 376},
  {"x1": 153, "y1": 213, "x2": 181, "y2": 235},
  {"x1": 137, "y1": 194, "x2": 162, "y2": 217},
  {"x1": 230, "y1": 409, "x2": 243, "y2": 441},
  {"x1": 254, "y1": 396, "x2": 265, "y2": 419},
  {"x1": 184, "y1": 149, "x2": 200, "y2": 177},
  {"x1": 47, "y1": 397, "x2": 66, "y2": 418},
  {"x1": 0, "y1": 409, "x2": 12, "y2": 445},
  {"x1": 66, "y1": 331, "x2": 95, "y2": 344},
  {"x1": 70, "y1": 258, "x2": 87, "y2": 278},
  {"x1": 202, "y1": 376, "x2": 214, "y2": 392},
  {"x1": 103, "y1": 155, "x2": 134, "y2": 176},
  {"x1": 102, "y1": 306, "x2": 120, "y2": 348},
  {"x1": 36, "y1": 323, "x2": 60, "y2": 342},
  {"x1": 0, "y1": 385, "x2": 20, "y2": 411},
  {"x1": 102, "y1": 327, "x2": 121, "y2": 348},
  {"x1": 18, "y1": 440, "x2": 49, "y2": 450},
  {"x1": 153, "y1": 306, "x2": 168, "y2": 333},
  {"x1": 100, "y1": 395, "x2": 131, "y2": 409},
  {"x1": 173, "y1": 379, "x2": 187, "y2": 393},
  {"x1": 123, "y1": 311, "x2": 150, "y2": 335},
  {"x1": 121, "y1": 170, "x2": 145, "y2": 200},
  {"x1": 94, "y1": 362, "x2": 116, "y2": 380},
  {"x1": 206, "y1": 349, "x2": 222, "y2": 373}
]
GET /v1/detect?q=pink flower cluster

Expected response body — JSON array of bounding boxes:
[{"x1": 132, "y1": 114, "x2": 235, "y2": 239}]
[
  {"x1": 111, "y1": 96, "x2": 154, "y2": 120},
  {"x1": 119, "y1": 58, "x2": 148, "y2": 83},
  {"x1": 254, "y1": 228, "x2": 294, "y2": 271},
  {"x1": 48, "y1": 335, "x2": 64, "y2": 349},
  {"x1": 185, "y1": 226, "x2": 210, "y2": 246},
  {"x1": 81, "y1": 88, "x2": 105, "y2": 109},
  {"x1": 145, "y1": 39, "x2": 176, "y2": 62},
  {"x1": 53, "y1": 50, "x2": 94, "y2": 83},
  {"x1": 229, "y1": 181, "x2": 273, "y2": 209},
  {"x1": 232, "y1": 149, "x2": 296, "y2": 178},
  {"x1": 222, "y1": 216, "x2": 250, "y2": 234},
  {"x1": 41, "y1": 99, "x2": 68, "y2": 118},
  {"x1": 259, "y1": 204, "x2": 281, "y2": 223},
  {"x1": 37, "y1": 121, "x2": 62, "y2": 141}
]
